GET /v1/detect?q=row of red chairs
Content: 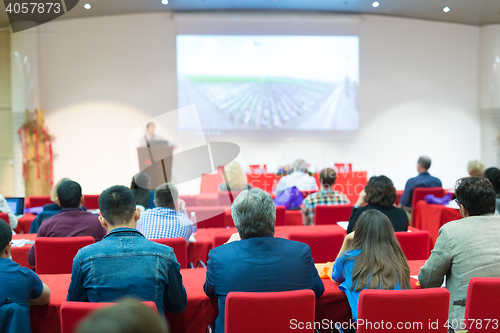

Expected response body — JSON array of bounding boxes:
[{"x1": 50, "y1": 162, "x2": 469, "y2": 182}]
[
  {"x1": 58, "y1": 277, "x2": 500, "y2": 333},
  {"x1": 26, "y1": 195, "x2": 100, "y2": 209}
]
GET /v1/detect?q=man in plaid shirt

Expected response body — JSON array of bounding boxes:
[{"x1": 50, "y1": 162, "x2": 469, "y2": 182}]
[
  {"x1": 137, "y1": 183, "x2": 193, "y2": 241},
  {"x1": 301, "y1": 168, "x2": 350, "y2": 225}
]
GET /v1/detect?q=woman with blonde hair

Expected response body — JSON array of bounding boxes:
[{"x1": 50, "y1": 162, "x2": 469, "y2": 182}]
[
  {"x1": 219, "y1": 161, "x2": 251, "y2": 192},
  {"x1": 467, "y1": 160, "x2": 485, "y2": 177},
  {"x1": 44, "y1": 177, "x2": 72, "y2": 211}
]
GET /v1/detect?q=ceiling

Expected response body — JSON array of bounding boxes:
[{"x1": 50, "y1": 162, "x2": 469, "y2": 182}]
[{"x1": 1, "y1": 0, "x2": 500, "y2": 30}]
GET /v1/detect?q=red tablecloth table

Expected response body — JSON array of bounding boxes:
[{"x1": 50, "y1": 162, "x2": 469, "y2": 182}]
[
  {"x1": 413, "y1": 201, "x2": 462, "y2": 245},
  {"x1": 32, "y1": 260, "x2": 426, "y2": 333},
  {"x1": 14, "y1": 213, "x2": 37, "y2": 234},
  {"x1": 11, "y1": 233, "x2": 37, "y2": 269}
]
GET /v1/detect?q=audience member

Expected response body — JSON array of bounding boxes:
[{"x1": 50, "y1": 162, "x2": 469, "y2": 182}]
[
  {"x1": 43, "y1": 177, "x2": 72, "y2": 211},
  {"x1": 130, "y1": 173, "x2": 154, "y2": 209},
  {"x1": 75, "y1": 298, "x2": 169, "y2": 333},
  {"x1": 0, "y1": 194, "x2": 18, "y2": 232},
  {"x1": 67, "y1": 185, "x2": 187, "y2": 314},
  {"x1": 204, "y1": 189, "x2": 324, "y2": 333},
  {"x1": 273, "y1": 159, "x2": 318, "y2": 195},
  {"x1": 467, "y1": 160, "x2": 485, "y2": 177},
  {"x1": 136, "y1": 183, "x2": 193, "y2": 241},
  {"x1": 0, "y1": 219, "x2": 50, "y2": 332},
  {"x1": 419, "y1": 177, "x2": 500, "y2": 323},
  {"x1": 333, "y1": 210, "x2": 411, "y2": 324},
  {"x1": 347, "y1": 175, "x2": 408, "y2": 233},
  {"x1": 484, "y1": 167, "x2": 500, "y2": 213},
  {"x1": 301, "y1": 168, "x2": 349, "y2": 225},
  {"x1": 27, "y1": 181, "x2": 106, "y2": 266},
  {"x1": 399, "y1": 156, "x2": 442, "y2": 208},
  {"x1": 219, "y1": 161, "x2": 251, "y2": 191}
]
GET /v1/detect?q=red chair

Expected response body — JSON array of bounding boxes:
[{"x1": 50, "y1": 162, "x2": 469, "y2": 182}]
[
  {"x1": 464, "y1": 277, "x2": 500, "y2": 333},
  {"x1": 0, "y1": 212, "x2": 9, "y2": 226},
  {"x1": 395, "y1": 230, "x2": 430, "y2": 260},
  {"x1": 314, "y1": 204, "x2": 354, "y2": 225},
  {"x1": 200, "y1": 171, "x2": 224, "y2": 193},
  {"x1": 83, "y1": 195, "x2": 99, "y2": 210},
  {"x1": 27, "y1": 196, "x2": 52, "y2": 208},
  {"x1": 411, "y1": 187, "x2": 444, "y2": 221},
  {"x1": 212, "y1": 230, "x2": 236, "y2": 249},
  {"x1": 187, "y1": 207, "x2": 226, "y2": 228},
  {"x1": 225, "y1": 289, "x2": 316, "y2": 333},
  {"x1": 179, "y1": 195, "x2": 197, "y2": 207},
  {"x1": 150, "y1": 237, "x2": 188, "y2": 269},
  {"x1": 357, "y1": 288, "x2": 450, "y2": 333},
  {"x1": 60, "y1": 301, "x2": 157, "y2": 333},
  {"x1": 288, "y1": 231, "x2": 345, "y2": 263},
  {"x1": 300, "y1": 190, "x2": 318, "y2": 198},
  {"x1": 218, "y1": 191, "x2": 243, "y2": 206},
  {"x1": 35, "y1": 236, "x2": 95, "y2": 274},
  {"x1": 275, "y1": 206, "x2": 286, "y2": 226}
]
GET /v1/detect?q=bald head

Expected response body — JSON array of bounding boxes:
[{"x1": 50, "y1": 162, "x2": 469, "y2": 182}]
[{"x1": 417, "y1": 156, "x2": 431, "y2": 172}]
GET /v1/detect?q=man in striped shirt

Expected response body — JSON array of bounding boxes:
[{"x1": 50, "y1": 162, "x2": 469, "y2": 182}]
[
  {"x1": 136, "y1": 183, "x2": 193, "y2": 241},
  {"x1": 301, "y1": 168, "x2": 350, "y2": 225}
]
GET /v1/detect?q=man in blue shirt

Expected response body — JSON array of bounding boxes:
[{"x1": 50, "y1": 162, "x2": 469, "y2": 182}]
[
  {"x1": 399, "y1": 156, "x2": 442, "y2": 208},
  {"x1": 67, "y1": 186, "x2": 187, "y2": 315},
  {"x1": 136, "y1": 183, "x2": 193, "y2": 241},
  {"x1": 0, "y1": 219, "x2": 50, "y2": 332},
  {"x1": 204, "y1": 189, "x2": 324, "y2": 333}
]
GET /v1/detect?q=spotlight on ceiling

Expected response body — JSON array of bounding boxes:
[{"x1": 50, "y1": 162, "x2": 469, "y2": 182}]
[
  {"x1": 161, "y1": 0, "x2": 169, "y2": 4},
  {"x1": 83, "y1": 3, "x2": 91, "y2": 9},
  {"x1": 443, "y1": 7, "x2": 450, "y2": 13},
  {"x1": 372, "y1": 2, "x2": 380, "y2": 8}
]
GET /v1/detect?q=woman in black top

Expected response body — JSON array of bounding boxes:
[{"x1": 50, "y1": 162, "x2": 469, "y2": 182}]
[{"x1": 347, "y1": 175, "x2": 408, "y2": 233}]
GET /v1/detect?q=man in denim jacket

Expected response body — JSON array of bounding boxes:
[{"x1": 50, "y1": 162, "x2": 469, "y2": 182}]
[{"x1": 67, "y1": 185, "x2": 187, "y2": 314}]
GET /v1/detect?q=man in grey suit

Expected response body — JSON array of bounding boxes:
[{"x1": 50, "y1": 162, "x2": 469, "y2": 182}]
[{"x1": 419, "y1": 177, "x2": 500, "y2": 327}]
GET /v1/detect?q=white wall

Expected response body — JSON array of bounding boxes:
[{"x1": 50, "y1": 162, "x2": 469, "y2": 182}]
[{"x1": 38, "y1": 13, "x2": 480, "y2": 195}]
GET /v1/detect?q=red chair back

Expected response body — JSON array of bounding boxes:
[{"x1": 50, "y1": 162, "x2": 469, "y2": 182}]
[
  {"x1": 358, "y1": 288, "x2": 449, "y2": 333},
  {"x1": 60, "y1": 301, "x2": 157, "y2": 333},
  {"x1": 179, "y1": 195, "x2": 197, "y2": 207},
  {"x1": 301, "y1": 190, "x2": 318, "y2": 198},
  {"x1": 187, "y1": 207, "x2": 226, "y2": 228},
  {"x1": 0, "y1": 212, "x2": 9, "y2": 226},
  {"x1": 275, "y1": 206, "x2": 286, "y2": 226},
  {"x1": 411, "y1": 187, "x2": 444, "y2": 208},
  {"x1": 225, "y1": 290, "x2": 315, "y2": 333},
  {"x1": 288, "y1": 231, "x2": 345, "y2": 263},
  {"x1": 314, "y1": 204, "x2": 354, "y2": 225},
  {"x1": 27, "y1": 196, "x2": 52, "y2": 208},
  {"x1": 218, "y1": 191, "x2": 243, "y2": 206},
  {"x1": 83, "y1": 195, "x2": 99, "y2": 210},
  {"x1": 464, "y1": 277, "x2": 500, "y2": 333},
  {"x1": 35, "y1": 236, "x2": 95, "y2": 274},
  {"x1": 395, "y1": 230, "x2": 430, "y2": 260},
  {"x1": 212, "y1": 229, "x2": 236, "y2": 249},
  {"x1": 200, "y1": 171, "x2": 224, "y2": 193},
  {"x1": 150, "y1": 237, "x2": 188, "y2": 269}
]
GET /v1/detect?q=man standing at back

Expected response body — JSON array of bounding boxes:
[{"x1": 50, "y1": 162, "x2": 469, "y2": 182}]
[
  {"x1": 136, "y1": 183, "x2": 193, "y2": 241},
  {"x1": 399, "y1": 156, "x2": 442, "y2": 209},
  {"x1": 27, "y1": 181, "x2": 106, "y2": 266},
  {"x1": 204, "y1": 189, "x2": 324, "y2": 333},
  {"x1": 67, "y1": 185, "x2": 187, "y2": 315}
]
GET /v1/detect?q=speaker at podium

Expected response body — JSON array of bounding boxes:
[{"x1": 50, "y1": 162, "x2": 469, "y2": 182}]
[{"x1": 137, "y1": 140, "x2": 174, "y2": 188}]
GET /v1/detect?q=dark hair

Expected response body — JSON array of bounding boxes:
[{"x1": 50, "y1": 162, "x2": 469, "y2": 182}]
[
  {"x1": 75, "y1": 298, "x2": 168, "y2": 333},
  {"x1": 455, "y1": 177, "x2": 497, "y2": 216},
  {"x1": 364, "y1": 175, "x2": 397, "y2": 207},
  {"x1": 232, "y1": 189, "x2": 275, "y2": 239},
  {"x1": 146, "y1": 122, "x2": 155, "y2": 129},
  {"x1": 57, "y1": 180, "x2": 82, "y2": 208},
  {"x1": 348, "y1": 210, "x2": 411, "y2": 292},
  {"x1": 154, "y1": 183, "x2": 178, "y2": 210},
  {"x1": 319, "y1": 168, "x2": 337, "y2": 187},
  {"x1": 131, "y1": 173, "x2": 151, "y2": 208},
  {"x1": 99, "y1": 186, "x2": 137, "y2": 226},
  {"x1": 0, "y1": 219, "x2": 12, "y2": 252},
  {"x1": 484, "y1": 167, "x2": 500, "y2": 197},
  {"x1": 417, "y1": 156, "x2": 431, "y2": 170}
]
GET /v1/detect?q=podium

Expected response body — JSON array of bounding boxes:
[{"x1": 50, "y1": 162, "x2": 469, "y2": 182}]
[{"x1": 137, "y1": 141, "x2": 174, "y2": 189}]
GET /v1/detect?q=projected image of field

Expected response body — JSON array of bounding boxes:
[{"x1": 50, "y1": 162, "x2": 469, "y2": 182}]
[{"x1": 177, "y1": 35, "x2": 360, "y2": 131}]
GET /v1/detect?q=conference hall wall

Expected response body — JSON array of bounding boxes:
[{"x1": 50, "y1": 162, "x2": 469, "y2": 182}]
[{"x1": 36, "y1": 12, "x2": 479, "y2": 195}]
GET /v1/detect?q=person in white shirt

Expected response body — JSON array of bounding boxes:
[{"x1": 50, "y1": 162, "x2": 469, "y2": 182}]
[
  {"x1": 273, "y1": 159, "x2": 318, "y2": 195},
  {"x1": 138, "y1": 122, "x2": 165, "y2": 147},
  {"x1": 0, "y1": 194, "x2": 18, "y2": 232}
]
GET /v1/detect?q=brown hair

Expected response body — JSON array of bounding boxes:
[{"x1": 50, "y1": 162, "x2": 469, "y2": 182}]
[
  {"x1": 364, "y1": 175, "x2": 397, "y2": 207},
  {"x1": 319, "y1": 168, "x2": 337, "y2": 187},
  {"x1": 348, "y1": 210, "x2": 411, "y2": 292}
]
